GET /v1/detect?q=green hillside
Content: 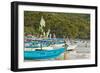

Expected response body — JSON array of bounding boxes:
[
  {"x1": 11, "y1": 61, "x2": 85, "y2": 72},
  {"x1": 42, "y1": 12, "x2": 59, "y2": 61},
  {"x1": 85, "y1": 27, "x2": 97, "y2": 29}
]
[{"x1": 24, "y1": 11, "x2": 90, "y2": 39}]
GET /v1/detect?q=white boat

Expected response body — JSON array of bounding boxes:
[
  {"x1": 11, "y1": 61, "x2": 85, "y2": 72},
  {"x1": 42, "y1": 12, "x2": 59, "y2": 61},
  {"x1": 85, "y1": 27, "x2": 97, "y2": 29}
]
[
  {"x1": 54, "y1": 44, "x2": 77, "y2": 51},
  {"x1": 67, "y1": 45, "x2": 77, "y2": 50}
]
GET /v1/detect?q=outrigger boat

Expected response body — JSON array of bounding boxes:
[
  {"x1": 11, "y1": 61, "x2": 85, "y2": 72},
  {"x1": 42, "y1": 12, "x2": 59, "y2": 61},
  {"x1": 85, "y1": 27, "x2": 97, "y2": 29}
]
[
  {"x1": 24, "y1": 38, "x2": 77, "y2": 60},
  {"x1": 24, "y1": 39, "x2": 66, "y2": 59}
]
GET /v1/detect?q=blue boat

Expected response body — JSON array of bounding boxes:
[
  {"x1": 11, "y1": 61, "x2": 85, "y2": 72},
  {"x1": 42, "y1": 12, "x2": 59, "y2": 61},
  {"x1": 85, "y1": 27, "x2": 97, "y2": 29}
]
[
  {"x1": 24, "y1": 48, "x2": 65, "y2": 60},
  {"x1": 25, "y1": 39, "x2": 64, "y2": 48}
]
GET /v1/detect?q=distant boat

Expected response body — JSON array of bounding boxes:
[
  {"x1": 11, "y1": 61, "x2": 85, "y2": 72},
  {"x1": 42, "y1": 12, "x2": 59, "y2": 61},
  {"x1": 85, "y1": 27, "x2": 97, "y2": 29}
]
[
  {"x1": 24, "y1": 48, "x2": 65, "y2": 60},
  {"x1": 67, "y1": 45, "x2": 77, "y2": 51}
]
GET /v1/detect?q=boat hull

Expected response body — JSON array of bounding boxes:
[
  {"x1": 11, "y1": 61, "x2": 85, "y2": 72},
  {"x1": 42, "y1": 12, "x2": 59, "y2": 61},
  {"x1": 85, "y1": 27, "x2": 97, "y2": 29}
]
[{"x1": 24, "y1": 48, "x2": 65, "y2": 60}]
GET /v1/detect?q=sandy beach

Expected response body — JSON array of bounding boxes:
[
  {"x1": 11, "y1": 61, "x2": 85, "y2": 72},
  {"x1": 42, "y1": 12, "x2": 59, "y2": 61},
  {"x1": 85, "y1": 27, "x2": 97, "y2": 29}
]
[{"x1": 57, "y1": 39, "x2": 90, "y2": 60}]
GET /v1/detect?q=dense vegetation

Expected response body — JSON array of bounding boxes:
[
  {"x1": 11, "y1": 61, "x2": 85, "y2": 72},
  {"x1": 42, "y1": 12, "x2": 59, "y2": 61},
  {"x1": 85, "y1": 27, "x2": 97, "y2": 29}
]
[{"x1": 24, "y1": 11, "x2": 90, "y2": 39}]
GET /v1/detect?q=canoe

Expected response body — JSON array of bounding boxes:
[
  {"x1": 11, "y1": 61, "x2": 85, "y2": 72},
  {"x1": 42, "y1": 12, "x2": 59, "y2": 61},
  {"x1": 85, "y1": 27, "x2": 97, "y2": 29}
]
[{"x1": 24, "y1": 48, "x2": 65, "y2": 60}]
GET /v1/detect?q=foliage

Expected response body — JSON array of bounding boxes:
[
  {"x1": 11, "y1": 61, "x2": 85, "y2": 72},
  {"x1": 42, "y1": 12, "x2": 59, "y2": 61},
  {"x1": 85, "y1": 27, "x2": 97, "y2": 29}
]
[{"x1": 24, "y1": 11, "x2": 90, "y2": 39}]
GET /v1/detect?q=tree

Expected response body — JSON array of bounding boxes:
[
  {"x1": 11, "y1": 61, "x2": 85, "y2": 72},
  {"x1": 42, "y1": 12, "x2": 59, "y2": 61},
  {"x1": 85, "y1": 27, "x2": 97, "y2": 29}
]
[{"x1": 24, "y1": 11, "x2": 90, "y2": 39}]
